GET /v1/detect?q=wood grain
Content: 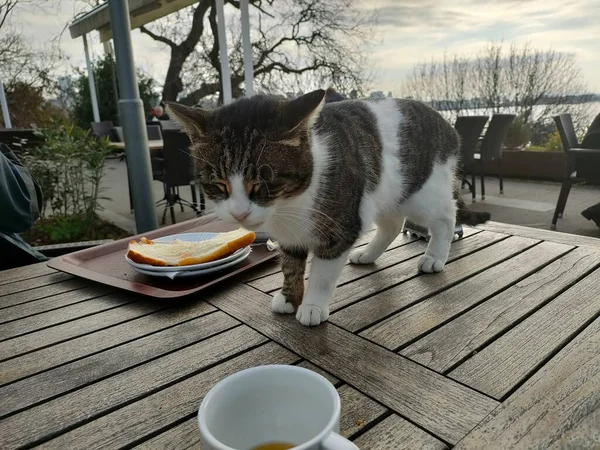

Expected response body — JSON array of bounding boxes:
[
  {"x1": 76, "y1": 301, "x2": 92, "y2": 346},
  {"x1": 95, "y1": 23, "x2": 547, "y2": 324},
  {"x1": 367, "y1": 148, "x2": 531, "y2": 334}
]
[
  {"x1": 0, "y1": 301, "x2": 216, "y2": 386},
  {"x1": 134, "y1": 382, "x2": 386, "y2": 449},
  {"x1": 0, "y1": 292, "x2": 136, "y2": 340},
  {"x1": 39, "y1": 343, "x2": 298, "y2": 450},
  {"x1": 362, "y1": 241, "x2": 571, "y2": 350},
  {"x1": 0, "y1": 263, "x2": 56, "y2": 287},
  {"x1": 208, "y1": 284, "x2": 499, "y2": 444},
  {"x1": 296, "y1": 360, "x2": 340, "y2": 386},
  {"x1": 353, "y1": 414, "x2": 448, "y2": 450},
  {"x1": 337, "y1": 384, "x2": 387, "y2": 438},
  {"x1": 403, "y1": 247, "x2": 600, "y2": 372},
  {"x1": 0, "y1": 325, "x2": 268, "y2": 449},
  {"x1": 477, "y1": 221, "x2": 600, "y2": 249},
  {"x1": 450, "y1": 267, "x2": 600, "y2": 399},
  {"x1": 248, "y1": 230, "x2": 425, "y2": 292},
  {"x1": 0, "y1": 284, "x2": 114, "y2": 324},
  {"x1": 0, "y1": 311, "x2": 237, "y2": 417},
  {"x1": 0, "y1": 272, "x2": 72, "y2": 298},
  {"x1": 0, "y1": 298, "x2": 166, "y2": 362},
  {"x1": 454, "y1": 316, "x2": 600, "y2": 449},
  {"x1": 331, "y1": 235, "x2": 535, "y2": 332},
  {"x1": 0, "y1": 278, "x2": 89, "y2": 309}
]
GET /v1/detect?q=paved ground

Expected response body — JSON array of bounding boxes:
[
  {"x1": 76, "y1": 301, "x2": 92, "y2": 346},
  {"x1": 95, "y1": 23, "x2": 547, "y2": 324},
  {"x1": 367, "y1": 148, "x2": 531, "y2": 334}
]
[{"x1": 100, "y1": 159, "x2": 600, "y2": 238}]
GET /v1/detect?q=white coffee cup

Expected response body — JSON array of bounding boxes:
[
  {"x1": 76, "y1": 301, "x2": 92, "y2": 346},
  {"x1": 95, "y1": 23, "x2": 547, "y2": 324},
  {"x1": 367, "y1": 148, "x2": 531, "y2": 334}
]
[{"x1": 198, "y1": 364, "x2": 360, "y2": 450}]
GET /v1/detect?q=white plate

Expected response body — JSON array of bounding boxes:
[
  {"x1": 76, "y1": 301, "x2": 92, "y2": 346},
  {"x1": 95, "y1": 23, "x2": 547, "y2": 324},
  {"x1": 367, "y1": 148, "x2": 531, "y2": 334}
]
[
  {"x1": 125, "y1": 232, "x2": 250, "y2": 272},
  {"x1": 131, "y1": 247, "x2": 251, "y2": 279}
]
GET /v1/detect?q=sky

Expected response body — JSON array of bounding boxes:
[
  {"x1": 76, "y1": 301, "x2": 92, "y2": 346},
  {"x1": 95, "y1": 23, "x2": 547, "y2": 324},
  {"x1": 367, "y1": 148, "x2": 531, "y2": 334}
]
[{"x1": 10, "y1": 0, "x2": 600, "y2": 95}]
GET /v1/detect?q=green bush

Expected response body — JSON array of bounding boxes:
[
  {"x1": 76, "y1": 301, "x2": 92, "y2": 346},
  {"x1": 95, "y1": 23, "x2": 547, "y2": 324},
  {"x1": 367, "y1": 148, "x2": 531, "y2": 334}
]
[
  {"x1": 543, "y1": 130, "x2": 563, "y2": 152},
  {"x1": 21, "y1": 120, "x2": 113, "y2": 233},
  {"x1": 504, "y1": 116, "x2": 533, "y2": 150}
]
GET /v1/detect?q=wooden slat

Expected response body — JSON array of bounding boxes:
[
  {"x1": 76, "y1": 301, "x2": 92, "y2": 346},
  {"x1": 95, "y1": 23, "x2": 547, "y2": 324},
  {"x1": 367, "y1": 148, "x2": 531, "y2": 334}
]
[
  {"x1": 450, "y1": 267, "x2": 600, "y2": 399},
  {"x1": 0, "y1": 272, "x2": 72, "y2": 298},
  {"x1": 0, "y1": 263, "x2": 56, "y2": 287},
  {"x1": 337, "y1": 384, "x2": 387, "y2": 438},
  {"x1": 0, "y1": 311, "x2": 236, "y2": 417},
  {"x1": 353, "y1": 414, "x2": 448, "y2": 450},
  {"x1": 207, "y1": 284, "x2": 499, "y2": 445},
  {"x1": 134, "y1": 383, "x2": 386, "y2": 450},
  {"x1": 0, "y1": 292, "x2": 136, "y2": 341},
  {"x1": 403, "y1": 247, "x2": 600, "y2": 372},
  {"x1": 0, "y1": 298, "x2": 166, "y2": 362},
  {"x1": 248, "y1": 229, "x2": 394, "y2": 292},
  {"x1": 0, "y1": 284, "x2": 114, "y2": 324},
  {"x1": 38, "y1": 343, "x2": 298, "y2": 450},
  {"x1": 454, "y1": 316, "x2": 600, "y2": 449},
  {"x1": 0, "y1": 325, "x2": 268, "y2": 449},
  {"x1": 477, "y1": 220, "x2": 600, "y2": 249},
  {"x1": 296, "y1": 360, "x2": 340, "y2": 386},
  {"x1": 362, "y1": 241, "x2": 572, "y2": 350},
  {"x1": 331, "y1": 235, "x2": 535, "y2": 332},
  {"x1": 0, "y1": 278, "x2": 90, "y2": 309}
]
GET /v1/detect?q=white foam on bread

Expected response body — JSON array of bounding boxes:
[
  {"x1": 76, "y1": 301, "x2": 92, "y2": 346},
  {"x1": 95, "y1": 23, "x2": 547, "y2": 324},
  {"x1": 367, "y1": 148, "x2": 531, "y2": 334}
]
[{"x1": 126, "y1": 229, "x2": 256, "y2": 266}]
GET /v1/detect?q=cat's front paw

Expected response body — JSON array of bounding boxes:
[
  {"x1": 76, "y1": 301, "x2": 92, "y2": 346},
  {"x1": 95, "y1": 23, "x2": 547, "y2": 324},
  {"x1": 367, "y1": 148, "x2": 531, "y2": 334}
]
[
  {"x1": 271, "y1": 292, "x2": 295, "y2": 314},
  {"x1": 349, "y1": 248, "x2": 377, "y2": 265},
  {"x1": 418, "y1": 254, "x2": 446, "y2": 273},
  {"x1": 296, "y1": 304, "x2": 329, "y2": 326}
]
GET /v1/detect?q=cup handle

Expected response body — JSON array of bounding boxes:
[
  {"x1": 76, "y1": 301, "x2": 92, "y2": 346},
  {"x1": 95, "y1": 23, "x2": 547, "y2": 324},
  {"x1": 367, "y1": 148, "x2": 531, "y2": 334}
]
[{"x1": 321, "y1": 432, "x2": 359, "y2": 450}]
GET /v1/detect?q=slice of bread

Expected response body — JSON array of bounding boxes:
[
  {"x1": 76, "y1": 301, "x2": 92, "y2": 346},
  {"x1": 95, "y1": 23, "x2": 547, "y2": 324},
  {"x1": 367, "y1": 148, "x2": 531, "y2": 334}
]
[{"x1": 127, "y1": 229, "x2": 256, "y2": 267}]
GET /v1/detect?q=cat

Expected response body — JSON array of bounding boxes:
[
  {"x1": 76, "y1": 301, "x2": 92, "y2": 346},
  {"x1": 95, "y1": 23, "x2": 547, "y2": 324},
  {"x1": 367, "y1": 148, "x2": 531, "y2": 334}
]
[{"x1": 167, "y1": 89, "x2": 489, "y2": 326}]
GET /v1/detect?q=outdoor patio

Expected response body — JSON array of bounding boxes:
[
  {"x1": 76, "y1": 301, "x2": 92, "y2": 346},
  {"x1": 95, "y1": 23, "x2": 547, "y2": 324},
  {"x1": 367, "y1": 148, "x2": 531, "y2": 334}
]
[{"x1": 98, "y1": 157, "x2": 600, "y2": 238}]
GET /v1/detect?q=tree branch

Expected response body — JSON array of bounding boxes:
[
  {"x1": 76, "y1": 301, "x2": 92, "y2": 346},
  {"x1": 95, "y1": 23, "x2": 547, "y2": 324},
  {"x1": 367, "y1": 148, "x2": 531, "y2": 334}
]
[{"x1": 139, "y1": 25, "x2": 177, "y2": 48}]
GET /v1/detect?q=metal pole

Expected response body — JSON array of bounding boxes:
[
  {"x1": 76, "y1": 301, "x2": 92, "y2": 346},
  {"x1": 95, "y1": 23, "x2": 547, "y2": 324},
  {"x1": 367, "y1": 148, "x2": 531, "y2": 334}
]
[
  {"x1": 83, "y1": 34, "x2": 101, "y2": 122},
  {"x1": 240, "y1": 0, "x2": 254, "y2": 97},
  {"x1": 103, "y1": 41, "x2": 121, "y2": 124},
  {"x1": 0, "y1": 81, "x2": 11, "y2": 129},
  {"x1": 215, "y1": 0, "x2": 232, "y2": 104},
  {"x1": 107, "y1": 0, "x2": 158, "y2": 233}
]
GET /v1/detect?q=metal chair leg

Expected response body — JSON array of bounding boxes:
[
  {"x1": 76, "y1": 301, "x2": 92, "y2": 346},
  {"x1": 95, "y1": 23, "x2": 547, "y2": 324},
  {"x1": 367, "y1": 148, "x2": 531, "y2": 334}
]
[
  {"x1": 499, "y1": 158, "x2": 504, "y2": 194},
  {"x1": 480, "y1": 160, "x2": 486, "y2": 200},
  {"x1": 471, "y1": 173, "x2": 476, "y2": 203},
  {"x1": 552, "y1": 179, "x2": 571, "y2": 229}
]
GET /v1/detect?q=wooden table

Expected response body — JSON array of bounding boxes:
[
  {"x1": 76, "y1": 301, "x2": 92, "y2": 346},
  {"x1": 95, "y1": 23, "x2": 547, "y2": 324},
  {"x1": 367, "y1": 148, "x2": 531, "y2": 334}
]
[
  {"x1": 1, "y1": 222, "x2": 599, "y2": 449},
  {"x1": 109, "y1": 139, "x2": 164, "y2": 151}
]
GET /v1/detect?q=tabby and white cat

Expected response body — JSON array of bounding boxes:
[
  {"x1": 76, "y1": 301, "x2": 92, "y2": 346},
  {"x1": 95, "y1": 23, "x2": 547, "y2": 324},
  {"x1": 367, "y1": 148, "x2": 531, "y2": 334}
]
[{"x1": 168, "y1": 90, "x2": 486, "y2": 326}]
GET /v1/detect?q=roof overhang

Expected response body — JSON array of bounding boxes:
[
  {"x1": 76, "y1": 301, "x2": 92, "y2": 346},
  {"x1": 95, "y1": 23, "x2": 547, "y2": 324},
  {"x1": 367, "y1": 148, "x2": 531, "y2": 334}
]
[{"x1": 69, "y1": 0, "x2": 198, "y2": 42}]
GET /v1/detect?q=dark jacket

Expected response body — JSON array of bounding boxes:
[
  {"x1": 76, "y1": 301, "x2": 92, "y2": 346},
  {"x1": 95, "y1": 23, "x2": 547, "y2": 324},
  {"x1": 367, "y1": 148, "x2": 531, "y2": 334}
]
[{"x1": 0, "y1": 144, "x2": 48, "y2": 270}]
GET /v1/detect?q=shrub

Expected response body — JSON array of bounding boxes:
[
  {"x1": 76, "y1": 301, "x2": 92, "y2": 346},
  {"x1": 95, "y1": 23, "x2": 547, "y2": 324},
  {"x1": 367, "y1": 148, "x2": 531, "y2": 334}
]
[
  {"x1": 543, "y1": 130, "x2": 563, "y2": 152},
  {"x1": 21, "y1": 119, "x2": 113, "y2": 233},
  {"x1": 504, "y1": 116, "x2": 533, "y2": 150}
]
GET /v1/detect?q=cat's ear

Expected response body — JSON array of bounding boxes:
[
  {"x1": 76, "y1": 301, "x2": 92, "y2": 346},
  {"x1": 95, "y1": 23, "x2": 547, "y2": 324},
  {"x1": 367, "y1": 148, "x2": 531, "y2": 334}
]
[
  {"x1": 281, "y1": 89, "x2": 326, "y2": 133},
  {"x1": 165, "y1": 102, "x2": 209, "y2": 140}
]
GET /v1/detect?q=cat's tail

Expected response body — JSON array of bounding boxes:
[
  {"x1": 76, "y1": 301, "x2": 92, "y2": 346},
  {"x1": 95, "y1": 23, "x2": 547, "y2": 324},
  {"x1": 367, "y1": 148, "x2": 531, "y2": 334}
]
[{"x1": 454, "y1": 189, "x2": 491, "y2": 225}]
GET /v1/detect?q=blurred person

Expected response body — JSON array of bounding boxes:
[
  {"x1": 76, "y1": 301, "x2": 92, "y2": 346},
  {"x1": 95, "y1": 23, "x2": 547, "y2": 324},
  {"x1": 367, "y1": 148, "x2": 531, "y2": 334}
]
[{"x1": 0, "y1": 143, "x2": 48, "y2": 270}]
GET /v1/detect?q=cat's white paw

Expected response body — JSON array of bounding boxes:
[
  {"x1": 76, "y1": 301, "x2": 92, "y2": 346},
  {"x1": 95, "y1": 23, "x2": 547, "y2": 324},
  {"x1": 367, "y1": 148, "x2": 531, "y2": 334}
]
[
  {"x1": 349, "y1": 248, "x2": 377, "y2": 265},
  {"x1": 418, "y1": 254, "x2": 446, "y2": 273},
  {"x1": 296, "y1": 304, "x2": 329, "y2": 326},
  {"x1": 271, "y1": 292, "x2": 295, "y2": 314}
]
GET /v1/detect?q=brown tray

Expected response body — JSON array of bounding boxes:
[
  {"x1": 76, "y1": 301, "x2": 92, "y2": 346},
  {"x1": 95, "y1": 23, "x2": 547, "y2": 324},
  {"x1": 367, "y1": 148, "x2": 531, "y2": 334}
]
[{"x1": 47, "y1": 218, "x2": 278, "y2": 298}]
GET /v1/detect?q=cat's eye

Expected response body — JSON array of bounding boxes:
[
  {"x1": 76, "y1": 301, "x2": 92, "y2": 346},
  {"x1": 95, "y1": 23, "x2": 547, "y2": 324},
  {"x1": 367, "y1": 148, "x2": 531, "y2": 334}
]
[
  {"x1": 246, "y1": 182, "x2": 262, "y2": 195},
  {"x1": 215, "y1": 181, "x2": 229, "y2": 194}
]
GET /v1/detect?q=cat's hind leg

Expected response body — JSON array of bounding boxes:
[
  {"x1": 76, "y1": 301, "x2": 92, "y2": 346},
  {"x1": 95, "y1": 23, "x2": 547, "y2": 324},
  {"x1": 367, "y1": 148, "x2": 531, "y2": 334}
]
[
  {"x1": 350, "y1": 216, "x2": 404, "y2": 265},
  {"x1": 418, "y1": 212, "x2": 455, "y2": 273},
  {"x1": 296, "y1": 249, "x2": 350, "y2": 326}
]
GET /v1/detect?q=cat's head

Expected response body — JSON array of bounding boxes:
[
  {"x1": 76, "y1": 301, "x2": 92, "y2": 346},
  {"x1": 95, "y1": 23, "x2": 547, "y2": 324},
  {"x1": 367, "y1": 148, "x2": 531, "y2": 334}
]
[{"x1": 167, "y1": 89, "x2": 326, "y2": 229}]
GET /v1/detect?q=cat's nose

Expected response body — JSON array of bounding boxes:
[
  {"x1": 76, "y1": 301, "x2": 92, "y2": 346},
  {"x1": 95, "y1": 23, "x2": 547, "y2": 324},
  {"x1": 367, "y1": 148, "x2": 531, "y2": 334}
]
[{"x1": 231, "y1": 210, "x2": 250, "y2": 222}]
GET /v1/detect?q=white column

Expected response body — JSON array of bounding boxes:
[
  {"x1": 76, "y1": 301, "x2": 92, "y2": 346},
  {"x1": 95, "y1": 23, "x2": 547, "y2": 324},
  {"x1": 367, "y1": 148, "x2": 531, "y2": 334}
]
[
  {"x1": 0, "y1": 81, "x2": 11, "y2": 128},
  {"x1": 83, "y1": 33, "x2": 101, "y2": 122},
  {"x1": 240, "y1": 0, "x2": 254, "y2": 97},
  {"x1": 215, "y1": 0, "x2": 232, "y2": 104}
]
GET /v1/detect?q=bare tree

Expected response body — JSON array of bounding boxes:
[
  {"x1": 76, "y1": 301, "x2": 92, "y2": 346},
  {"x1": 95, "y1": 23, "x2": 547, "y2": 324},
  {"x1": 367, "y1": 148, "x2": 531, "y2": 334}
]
[
  {"x1": 139, "y1": 0, "x2": 374, "y2": 104},
  {"x1": 402, "y1": 41, "x2": 594, "y2": 132}
]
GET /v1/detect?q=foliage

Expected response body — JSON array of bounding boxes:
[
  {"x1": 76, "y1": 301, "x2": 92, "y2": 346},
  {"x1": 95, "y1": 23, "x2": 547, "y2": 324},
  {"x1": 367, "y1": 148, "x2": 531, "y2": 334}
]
[
  {"x1": 0, "y1": 80, "x2": 68, "y2": 128},
  {"x1": 138, "y1": 0, "x2": 374, "y2": 104},
  {"x1": 543, "y1": 131, "x2": 563, "y2": 152},
  {"x1": 21, "y1": 214, "x2": 130, "y2": 246},
  {"x1": 71, "y1": 53, "x2": 159, "y2": 129},
  {"x1": 402, "y1": 41, "x2": 594, "y2": 137},
  {"x1": 504, "y1": 116, "x2": 533, "y2": 150},
  {"x1": 21, "y1": 120, "x2": 113, "y2": 234}
]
